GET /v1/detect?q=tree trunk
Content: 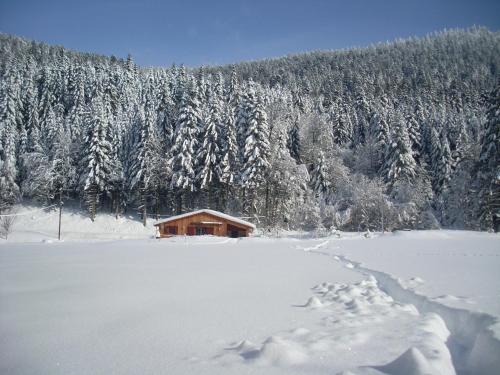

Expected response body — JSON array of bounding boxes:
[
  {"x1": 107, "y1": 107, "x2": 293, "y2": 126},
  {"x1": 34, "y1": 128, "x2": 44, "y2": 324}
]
[
  {"x1": 176, "y1": 192, "x2": 183, "y2": 214},
  {"x1": 155, "y1": 190, "x2": 160, "y2": 221},
  {"x1": 265, "y1": 181, "x2": 270, "y2": 226},
  {"x1": 142, "y1": 189, "x2": 147, "y2": 227},
  {"x1": 90, "y1": 194, "x2": 96, "y2": 222}
]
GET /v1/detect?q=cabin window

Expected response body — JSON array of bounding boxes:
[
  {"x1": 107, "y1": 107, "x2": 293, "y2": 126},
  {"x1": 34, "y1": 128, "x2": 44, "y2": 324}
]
[
  {"x1": 196, "y1": 227, "x2": 209, "y2": 235},
  {"x1": 165, "y1": 225, "x2": 177, "y2": 235},
  {"x1": 227, "y1": 224, "x2": 247, "y2": 238}
]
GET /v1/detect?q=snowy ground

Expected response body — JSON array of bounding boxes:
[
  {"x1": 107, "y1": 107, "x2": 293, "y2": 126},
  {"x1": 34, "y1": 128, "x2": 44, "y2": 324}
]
[
  {"x1": 2, "y1": 204, "x2": 155, "y2": 242},
  {"x1": 1, "y1": 208, "x2": 499, "y2": 375}
]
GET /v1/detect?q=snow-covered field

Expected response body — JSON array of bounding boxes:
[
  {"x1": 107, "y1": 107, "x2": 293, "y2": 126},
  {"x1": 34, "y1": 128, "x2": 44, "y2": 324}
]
[{"x1": 1, "y1": 208, "x2": 499, "y2": 375}]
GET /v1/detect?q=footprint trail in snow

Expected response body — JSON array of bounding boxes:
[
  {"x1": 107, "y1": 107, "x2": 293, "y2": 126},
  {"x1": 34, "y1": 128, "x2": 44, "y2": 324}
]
[{"x1": 214, "y1": 274, "x2": 455, "y2": 375}]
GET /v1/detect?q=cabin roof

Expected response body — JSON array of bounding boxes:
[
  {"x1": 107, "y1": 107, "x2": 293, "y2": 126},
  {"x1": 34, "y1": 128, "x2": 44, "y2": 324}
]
[{"x1": 153, "y1": 209, "x2": 256, "y2": 229}]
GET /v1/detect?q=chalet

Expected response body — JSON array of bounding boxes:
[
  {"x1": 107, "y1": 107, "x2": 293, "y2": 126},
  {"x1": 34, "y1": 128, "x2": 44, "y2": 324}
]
[{"x1": 154, "y1": 209, "x2": 256, "y2": 238}]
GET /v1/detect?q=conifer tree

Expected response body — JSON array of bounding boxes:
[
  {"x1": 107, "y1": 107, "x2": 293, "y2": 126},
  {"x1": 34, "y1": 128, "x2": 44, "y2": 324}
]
[
  {"x1": 239, "y1": 84, "x2": 270, "y2": 188},
  {"x1": 287, "y1": 116, "x2": 302, "y2": 163},
  {"x1": 0, "y1": 72, "x2": 21, "y2": 209},
  {"x1": 220, "y1": 75, "x2": 239, "y2": 210},
  {"x1": 196, "y1": 84, "x2": 223, "y2": 205},
  {"x1": 331, "y1": 107, "x2": 352, "y2": 146},
  {"x1": 169, "y1": 78, "x2": 200, "y2": 213},
  {"x1": 310, "y1": 151, "x2": 330, "y2": 201},
  {"x1": 238, "y1": 83, "x2": 271, "y2": 215},
  {"x1": 383, "y1": 115, "x2": 417, "y2": 187},
  {"x1": 430, "y1": 127, "x2": 452, "y2": 194},
  {"x1": 406, "y1": 112, "x2": 422, "y2": 163},
  {"x1": 477, "y1": 82, "x2": 500, "y2": 231},
  {"x1": 79, "y1": 95, "x2": 113, "y2": 221},
  {"x1": 128, "y1": 94, "x2": 161, "y2": 224}
]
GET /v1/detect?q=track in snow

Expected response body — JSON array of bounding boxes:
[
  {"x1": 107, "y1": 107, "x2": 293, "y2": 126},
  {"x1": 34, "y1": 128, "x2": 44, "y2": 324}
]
[{"x1": 301, "y1": 241, "x2": 500, "y2": 375}]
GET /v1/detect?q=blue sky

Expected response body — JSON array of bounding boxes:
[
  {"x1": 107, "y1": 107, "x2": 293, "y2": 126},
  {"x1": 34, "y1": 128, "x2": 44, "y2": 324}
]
[{"x1": 0, "y1": 0, "x2": 499, "y2": 67}]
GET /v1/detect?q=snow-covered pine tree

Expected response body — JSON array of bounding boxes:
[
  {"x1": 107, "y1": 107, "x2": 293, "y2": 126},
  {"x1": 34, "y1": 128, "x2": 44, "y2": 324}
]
[
  {"x1": 287, "y1": 116, "x2": 302, "y2": 163},
  {"x1": 430, "y1": 127, "x2": 452, "y2": 195},
  {"x1": 239, "y1": 82, "x2": 271, "y2": 216},
  {"x1": 22, "y1": 64, "x2": 40, "y2": 149},
  {"x1": 196, "y1": 82, "x2": 223, "y2": 208},
  {"x1": 108, "y1": 115, "x2": 125, "y2": 219},
  {"x1": 406, "y1": 112, "x2": 422, "y2": 163},
  {"x1": 266, "y1": 129, "x2": 307, "y2": 228},
  {"x1": 128, "y1": 93, "x2": 162, "y2": 225},
  {"x1": 38, "y1": 67, "x2": 57, "y2": 133},
  {"x1": 0, "y1": 71, "x2": 21, "y2": 210},
  {"x1": 369, "y1": 111, "x2": 390, "y2": 175},
  {"x1": 310, "y1": 151, "x2": 330, "y2": 201},
  {"x1": 227, "y1": 67, "x2": 240, "y2": 119},
  {"x1": 383, "y1": 114, "x2": 417, "y2": 187},
  {"x1": 331, "y1": 106, "x2": 352, "y2": 146},
  {"x1": 354, "y1": 90, "x2": 371, "y2": 145},
  {"x1": 220, "y1": 74, "x2": 239, "y2": 210},
  {"x1": 169, "y1": 78, "x2": 200, "y2": 213},
  {"x1": 451, "y1": 122, "x2": 470, "y2": 168},
  {"x1": 48, "y1": 126, "x2": 75, "y2": 202},
  {"x1": 79, "y1": 94, "x2": 113, "y2": 221},
  {"x1": 477, "y1": 82, "x2": 500, "y2": 231},
  {"x1": 235, "y1": 82, "x2": 250, "y2": 162},
  {"x1": 66, "y1": 65, "x2": 86, "y2": 141},
  {"x1": 157, "y1": 71, "x2": 176, "y2": 150}
]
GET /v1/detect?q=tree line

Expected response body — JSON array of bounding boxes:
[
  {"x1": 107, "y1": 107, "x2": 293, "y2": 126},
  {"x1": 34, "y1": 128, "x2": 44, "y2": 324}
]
[{"x1": 0, "y1": 27, "x2": 499, "y2": 231}]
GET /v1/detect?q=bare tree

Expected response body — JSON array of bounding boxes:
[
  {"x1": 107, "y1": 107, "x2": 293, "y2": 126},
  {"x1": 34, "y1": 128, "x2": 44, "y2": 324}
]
[{"x1": 0, "y1": 211, "x2": 17, "y2": 240}]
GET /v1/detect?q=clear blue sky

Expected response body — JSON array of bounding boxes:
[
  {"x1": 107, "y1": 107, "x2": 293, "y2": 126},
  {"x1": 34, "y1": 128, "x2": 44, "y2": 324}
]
[{"x1": 1, "y1": 0, "x2": 499, "y2": 67}]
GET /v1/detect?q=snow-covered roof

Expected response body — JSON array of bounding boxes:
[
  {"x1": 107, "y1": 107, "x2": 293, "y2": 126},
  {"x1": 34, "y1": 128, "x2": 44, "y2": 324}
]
[{"x1": 154, "y1": 209, "x2": 256, "y2": 229}]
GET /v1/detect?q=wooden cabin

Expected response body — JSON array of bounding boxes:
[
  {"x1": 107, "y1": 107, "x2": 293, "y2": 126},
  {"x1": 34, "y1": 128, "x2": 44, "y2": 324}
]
[{"x1": 154, "y1": 209, "x2": 255, "y2": 238}]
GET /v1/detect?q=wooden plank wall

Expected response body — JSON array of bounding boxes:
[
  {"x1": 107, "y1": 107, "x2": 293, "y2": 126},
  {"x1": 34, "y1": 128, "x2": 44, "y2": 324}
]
[{"x1": 159, "y1": 212, "x2": 252, "y2": 237}]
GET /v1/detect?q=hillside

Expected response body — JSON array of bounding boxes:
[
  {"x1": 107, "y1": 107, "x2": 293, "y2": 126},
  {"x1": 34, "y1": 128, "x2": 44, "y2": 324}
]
[{"x1": 0, "y1": 27, "x2": 499, "y2": 232}]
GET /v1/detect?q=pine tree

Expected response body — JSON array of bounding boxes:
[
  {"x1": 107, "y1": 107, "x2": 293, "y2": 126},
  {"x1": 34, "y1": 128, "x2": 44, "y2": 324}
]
[
  {"x1": 169, "y1": 78, "x2": 200, "y2": 213},
  {"x1": 66, "y1": 64, "x2": 86, "y2": 142},
  {"x1": 79, "y1": 95, "x2": 113, "y2": 221},
  {"x1": 477, "y1": 82, "x2": 500, "y2": 231},
  {"x1": 383, "y1": 115, "x2": 417, "y2": 187},
  {"x1": 452, "y1": 123, "x2": 470, "y2": 168},
  {"x1": 238, "y1": 82, "x2": 271, "y2": 216},
  {"x1": 48, "y1": 127, "x2": 75, "y2": 202},
  {"x1": 0, "y1": 70, "x2": 21, "y2": 210},
  {"x1": 310, "y1": 151, "x2": 330, "y2": 200},
  {"x1": 354, "y1": 91, "x2": 371, "y2": 145},
  {"x1": 38, "y1": 67, "x2": 57, "y2": 132},
  {"x1": 331, "y1": 107, "x2": 351, "y2": 146},
  {"x1": 370, "y1": 111, "x2": 390, "y2": 174},
  {"x1": 239, "y1": 83, "x2": 271, "y2": 190},
  {"x1": 287, "y1": 116, "x2": 302, "y2": 163},
  {"x1": 128, "y1": 94, "x2": 161, "y2": 225},
  {"x1": 406, "y1": 112, "x2": 422, "y2": 163},
  {"x1": 220, "y1": 74, "x2": 239, "y2": 210},
  {"x1": 157, "y1": 71, "x2": 176, "y2": 150},
  {"x1": 227, "y1": 67, "x2": 240, "y2": 120},
  {"x1": 196, "y1": 85, "x2": 222, "y2": 200},
  {"x1": 430, "y1": 127, "x2": 452, "y2": 194}
]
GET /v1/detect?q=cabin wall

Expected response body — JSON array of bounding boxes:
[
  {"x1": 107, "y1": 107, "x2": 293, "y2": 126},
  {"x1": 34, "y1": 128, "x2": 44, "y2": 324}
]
[{"x1": 157, "y1": 212, "x2": 252, "y2": 237}]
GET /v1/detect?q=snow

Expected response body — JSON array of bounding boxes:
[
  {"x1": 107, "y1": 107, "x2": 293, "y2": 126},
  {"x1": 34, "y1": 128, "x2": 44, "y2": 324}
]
[
  {"x1": 3, "y1": 205, "x2": 154, "y2": 242},
  {"x1": 1, "y1": 213, "x2": 499, "y2": 375},
  {"x1": 322, "y1": 230, "x2": 500, "y2": 315},
  {"x1": 154, "y1": 209, "x2": 256, "y2": 229}
]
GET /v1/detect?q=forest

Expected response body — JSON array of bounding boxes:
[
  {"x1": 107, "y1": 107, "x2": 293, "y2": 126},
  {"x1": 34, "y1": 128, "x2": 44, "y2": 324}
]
[{"x1": 0, "y1": 27, "x2": 499, "y2": 231}]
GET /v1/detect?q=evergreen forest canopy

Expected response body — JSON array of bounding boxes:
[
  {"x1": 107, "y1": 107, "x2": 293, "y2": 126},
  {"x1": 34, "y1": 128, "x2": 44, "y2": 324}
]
[{"x1": 0, "y1": 27, "x2": 499, "y2": 231}]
